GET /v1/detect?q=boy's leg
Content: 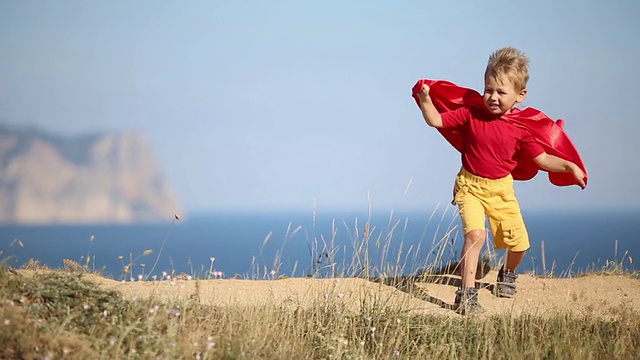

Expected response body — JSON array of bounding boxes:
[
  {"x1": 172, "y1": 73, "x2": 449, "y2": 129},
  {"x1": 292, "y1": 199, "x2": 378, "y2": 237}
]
[
  {"x1": 485, "y1": 175, "x2": 529, "y2": 298},
  {"x1": 505, "y1": 249, "x2": 526, "y2": 271},
  {"x1": 452, "y1": 169, "x2": 487, "y2": 314},
  {"x1": 454, "y1": 229, "x2": 486, "y2": 314},
  {"x1": 460, "y1": 229, "x2": 486, "y2": 288}
]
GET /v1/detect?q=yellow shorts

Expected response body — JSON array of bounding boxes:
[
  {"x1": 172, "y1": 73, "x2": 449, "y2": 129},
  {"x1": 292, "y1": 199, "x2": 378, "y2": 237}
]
[{"x1": 453, "y1": 167, "x2": 530, "y2": 252}]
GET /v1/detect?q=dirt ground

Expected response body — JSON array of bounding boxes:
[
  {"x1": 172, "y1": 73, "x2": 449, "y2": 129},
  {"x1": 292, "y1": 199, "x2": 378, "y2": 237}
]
[{"x1": 66, "y1": 270, "x2": 640, "y2": 317}]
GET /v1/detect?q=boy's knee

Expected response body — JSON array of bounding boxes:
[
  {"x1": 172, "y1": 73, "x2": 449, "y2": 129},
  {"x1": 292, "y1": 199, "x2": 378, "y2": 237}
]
[{"x1": 464, "y1": 229, "x2": 486, "y2": 244}]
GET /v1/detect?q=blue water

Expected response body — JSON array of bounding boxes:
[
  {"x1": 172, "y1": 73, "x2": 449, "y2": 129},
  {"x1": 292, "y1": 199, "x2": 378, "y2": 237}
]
[{"x1": 1, "y1": 208, "x2": 638, "y2": 279}]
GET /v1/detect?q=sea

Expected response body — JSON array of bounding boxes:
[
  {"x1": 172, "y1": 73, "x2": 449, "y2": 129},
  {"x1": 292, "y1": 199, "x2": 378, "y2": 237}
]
[{"x1": 1, "y1": 207, "x2": 638, "y2": 280}]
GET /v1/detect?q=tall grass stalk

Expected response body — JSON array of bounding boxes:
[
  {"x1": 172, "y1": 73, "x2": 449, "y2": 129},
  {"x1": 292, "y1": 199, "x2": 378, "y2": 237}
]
[
  {"x1": 145, "y1": 215, "x2": 179, "y2": 280},
  {"x1": 243, "y1": 197, "x2": 469, "y2": 282}
]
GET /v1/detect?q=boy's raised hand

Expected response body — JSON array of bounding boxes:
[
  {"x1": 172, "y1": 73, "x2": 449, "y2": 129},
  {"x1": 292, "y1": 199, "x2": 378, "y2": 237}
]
[
  {"x1": 413, "y1": 81, "x2": 444, "y2": 128},
  {"x1": 416, "y1": 83, "x2": 431, "y2": 102}
]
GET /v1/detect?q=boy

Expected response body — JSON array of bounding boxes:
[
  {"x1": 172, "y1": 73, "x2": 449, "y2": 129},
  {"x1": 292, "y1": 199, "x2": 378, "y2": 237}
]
[{"x1": 413, "y1": 47, "x2": 587, "y2": 315}]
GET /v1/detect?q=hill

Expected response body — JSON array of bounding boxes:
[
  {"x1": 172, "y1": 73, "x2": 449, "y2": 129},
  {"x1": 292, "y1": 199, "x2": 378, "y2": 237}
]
[
  {"x1": 0, "y1": 124, "x2": 181, "y2": 224},
  {"x1": 77, "y1": 270, "x2": 640, "y2": 318},
  {"x1": 4, "y1": 268, "x2": 639, "y2": 358}
]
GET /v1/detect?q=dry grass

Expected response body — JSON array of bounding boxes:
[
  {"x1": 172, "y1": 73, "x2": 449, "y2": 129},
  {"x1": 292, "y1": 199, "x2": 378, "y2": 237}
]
[{"x1": 1, "y1": 263, "x2": 639, "y2": 359}]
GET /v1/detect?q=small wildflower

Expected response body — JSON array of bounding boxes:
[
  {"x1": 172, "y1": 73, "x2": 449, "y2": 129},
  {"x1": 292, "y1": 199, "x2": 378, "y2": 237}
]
[
  {"x1": 393, "y1": 349, "x2": 401, "y2": 356},
  {"x1": 108, "y1": 337, "x2": 116, "y2": 346},
  {"x1": 103, "y1": 310, "x2": 108, "y2": 317},
  {"x1": 169, "y1": 308, "x2": 181, "y2": 317},
  {"x1": 138, "y1": 274, "x2": 143, "y2": 281},
  {"x1": 140, "y1": 263, "x2": 146, "y2": 268},
  {"x1": 152, "y1": 275, "x2": 158, "y2": 281},
  {"x1": 118, "y1": 255, "x2": 124, "y2": 260},
  {"x1": 83, "y1": 304, "x2": 90, "y2": 310},
  {"x1": 323, "y1": 293, "x2": 329, "y2": 300},
  {"x1": 207, "y1": 341, "x2": 215, "y2": 350}
]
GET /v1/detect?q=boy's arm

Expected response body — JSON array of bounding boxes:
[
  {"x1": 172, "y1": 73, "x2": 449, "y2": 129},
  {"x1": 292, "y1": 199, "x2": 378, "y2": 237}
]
[
  {"x1": 416, "y1": 84, "x2": 444, "y2": 128},
  {"x1": 533, "y1": 152, "x2": 586, "y2": 188}
]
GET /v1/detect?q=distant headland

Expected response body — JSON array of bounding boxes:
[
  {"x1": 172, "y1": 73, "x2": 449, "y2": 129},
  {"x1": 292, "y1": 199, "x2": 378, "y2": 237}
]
[{"x1": 0, "y1": 124, "x2": 181, "y2": 224}]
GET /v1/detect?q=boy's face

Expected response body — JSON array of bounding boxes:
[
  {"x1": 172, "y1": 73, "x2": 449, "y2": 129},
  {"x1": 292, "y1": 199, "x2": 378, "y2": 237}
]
[{"x1": 483, "y1": 75, "x2": 527, "y2": 115}]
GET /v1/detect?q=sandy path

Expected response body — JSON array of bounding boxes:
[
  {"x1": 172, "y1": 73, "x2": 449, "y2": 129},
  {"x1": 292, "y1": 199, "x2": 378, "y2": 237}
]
[{"x1": 75, "y1": 271, "x2": 640, "y2": 317}]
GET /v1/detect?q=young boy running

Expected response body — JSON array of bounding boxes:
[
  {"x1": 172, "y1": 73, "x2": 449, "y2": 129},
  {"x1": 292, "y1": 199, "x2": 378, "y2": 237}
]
[{"x1": 413, "y1": 47, "x2": 587, "y2": 315}]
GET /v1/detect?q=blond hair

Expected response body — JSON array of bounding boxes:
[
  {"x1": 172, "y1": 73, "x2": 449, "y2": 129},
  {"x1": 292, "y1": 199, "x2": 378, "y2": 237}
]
[{"x1": 485, "y1": 47, "x2": 529, "y2": 91}]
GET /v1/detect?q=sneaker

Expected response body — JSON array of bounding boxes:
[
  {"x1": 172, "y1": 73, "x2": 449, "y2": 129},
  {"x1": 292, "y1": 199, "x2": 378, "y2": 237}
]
[
  {"x1": 453, "y1": 287, "x2": 485, "y2": 315},
  {"x1": 496, "y1": 267, "x2": 518, "y2": 298}
]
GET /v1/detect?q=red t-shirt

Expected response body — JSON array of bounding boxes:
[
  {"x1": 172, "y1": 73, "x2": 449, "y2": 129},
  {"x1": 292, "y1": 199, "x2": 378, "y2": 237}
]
[{"x1": 442, "y1": 107, "x2": 545, "y2": 179}]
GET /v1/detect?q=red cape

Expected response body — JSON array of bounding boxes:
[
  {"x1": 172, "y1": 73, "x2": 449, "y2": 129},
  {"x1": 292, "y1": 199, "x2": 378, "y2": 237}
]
[{"x1": 412, "y1": 79, "x2": 588, "y2": 188}]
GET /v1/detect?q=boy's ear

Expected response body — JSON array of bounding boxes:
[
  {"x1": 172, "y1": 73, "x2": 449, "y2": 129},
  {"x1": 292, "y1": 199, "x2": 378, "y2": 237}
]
[{"x1": 517, "y1": 88, "x2": 527, "y2": 103}]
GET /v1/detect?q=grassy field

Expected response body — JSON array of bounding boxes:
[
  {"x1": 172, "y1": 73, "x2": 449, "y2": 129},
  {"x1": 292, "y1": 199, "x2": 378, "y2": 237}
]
[{"x1": 1, "y1": 263, "x2": 639, "y2": 360}]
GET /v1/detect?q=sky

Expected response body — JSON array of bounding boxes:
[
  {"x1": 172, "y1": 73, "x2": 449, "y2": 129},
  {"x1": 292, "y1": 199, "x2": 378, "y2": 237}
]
[{"x1": 1, "y1": 1, "x2": 638, "y2": 215}]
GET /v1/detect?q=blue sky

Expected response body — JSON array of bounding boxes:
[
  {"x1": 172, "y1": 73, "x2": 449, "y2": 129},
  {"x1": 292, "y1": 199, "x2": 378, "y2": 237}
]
[{"x1": 1, "y1": 1, "x2": 638, "y2": 214}]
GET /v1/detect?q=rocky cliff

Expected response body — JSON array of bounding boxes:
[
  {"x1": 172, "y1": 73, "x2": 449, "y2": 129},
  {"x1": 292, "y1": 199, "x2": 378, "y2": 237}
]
[{"x1": 0, "y1": 125, "x2": 182, "y2": 224}]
